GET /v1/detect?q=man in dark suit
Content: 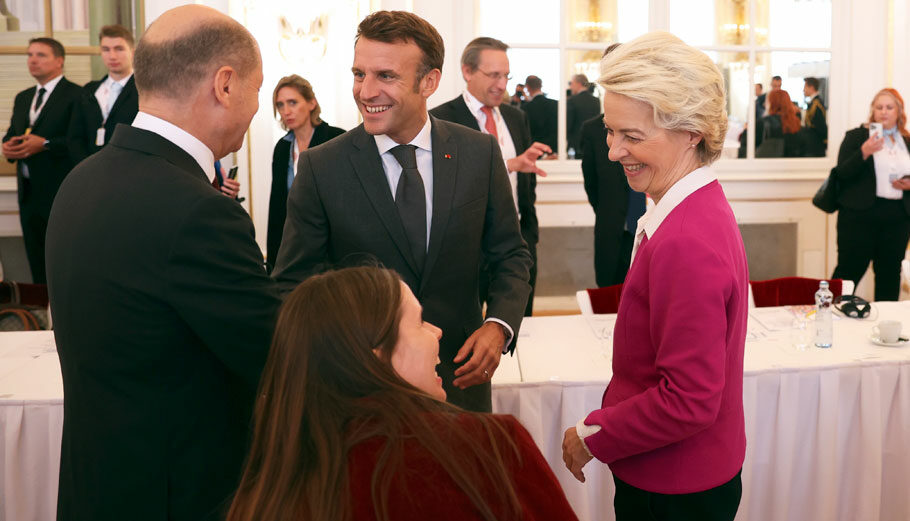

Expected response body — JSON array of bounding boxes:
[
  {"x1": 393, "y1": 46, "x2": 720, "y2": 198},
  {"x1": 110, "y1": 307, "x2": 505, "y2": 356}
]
[
  {"x1": 755, "y1": 82, "x2": 766, "y2": 120},
  {"x1": 73, "y1": 24, "x2": 138, "y2": 158},
  {"x1": 801, "y1": 76, "x2": 827, "y2": 157},
  {"x1": 430, "y1": 36, "x2": 550, "y2": 316},
  {"x1": 2, "y1": 38, "x2": 82, "y2": 284},
  {"x1": 45, "y1": 6, "x2": 279, "y2": 521},
  {"x1": 566, "y1": 74, "x2": 601, "y2": 159},
  {"x1": 581, "y1": 112, "x2": 647, "y2": 287},
  {"x1": 521, "y1": 75, "x2": 558, "y2": 151},
  {"x1": 273, "y1": 11, "x2": 532, "y2": 413}
]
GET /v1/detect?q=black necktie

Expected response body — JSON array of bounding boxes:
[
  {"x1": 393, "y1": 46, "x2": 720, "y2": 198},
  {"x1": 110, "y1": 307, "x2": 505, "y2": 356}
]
[
  {"x1": 34, "y1": 87, "x2": 46, "y2": 111},
  {"x1": 390, "y1": 144, "x2": 427, "y2": 272}
]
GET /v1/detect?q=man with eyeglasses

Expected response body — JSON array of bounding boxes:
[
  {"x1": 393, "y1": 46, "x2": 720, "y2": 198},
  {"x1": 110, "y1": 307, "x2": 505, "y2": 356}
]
[{"x1": 431, "y1": 36, "x2": 550, "y2": 316}]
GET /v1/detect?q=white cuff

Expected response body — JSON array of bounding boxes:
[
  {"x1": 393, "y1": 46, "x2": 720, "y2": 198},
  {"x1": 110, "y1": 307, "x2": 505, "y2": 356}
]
[
  {"x1": 575, "y1": 418, "x2": 601, "y2": 459},
  {"x1": 483, "y1": 317, "x2": 514, "y2": 354}
]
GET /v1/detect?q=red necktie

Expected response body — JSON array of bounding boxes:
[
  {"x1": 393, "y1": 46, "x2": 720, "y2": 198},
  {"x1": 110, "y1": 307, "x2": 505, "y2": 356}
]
[{"x1": 480, "y1": 106, "x2": 498, "y2": 139}]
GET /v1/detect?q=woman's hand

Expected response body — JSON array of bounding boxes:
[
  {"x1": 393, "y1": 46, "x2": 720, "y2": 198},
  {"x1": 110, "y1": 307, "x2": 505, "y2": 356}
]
[
  {"x1": 861, "y1": 135, "x2": 884, "y2": 159},
  {"x1": 562, "y1": 427, "x2": 594, "y2": 483}
]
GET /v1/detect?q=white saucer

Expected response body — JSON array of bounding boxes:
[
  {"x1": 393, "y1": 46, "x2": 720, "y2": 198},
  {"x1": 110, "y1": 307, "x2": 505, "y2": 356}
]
[{"x1": 869, "y1": 334, "x2": 909, "y2": 347}]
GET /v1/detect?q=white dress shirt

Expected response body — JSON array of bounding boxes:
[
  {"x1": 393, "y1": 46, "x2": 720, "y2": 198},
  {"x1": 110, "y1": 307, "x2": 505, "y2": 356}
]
[
  {"x1": 373, "y1": 116, "x2": 515, "y2": 350},
  {"x1": 94, "y1": 74, "x2": 132, "y2": 122},
  {"x1": 462, "y1": 90, "x2": 520, "y2": 213},
  {"x1": 29, "y1": 73, "x2": 63, "y2": 126},
  {"x1": 576, "y1": 165, "x2": 718, "y2": 450},
  {"x1": 131, "y1": 111, "x2": 216, "y2": 183},
  {"x1": 872, "y1": 132, "x2": 910, "y2": 199}
]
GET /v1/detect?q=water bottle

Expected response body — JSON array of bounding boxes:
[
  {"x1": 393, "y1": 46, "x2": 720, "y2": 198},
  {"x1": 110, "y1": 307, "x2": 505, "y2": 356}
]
[{"x1": 814, "y1": 280, "x2": 833, "y2": 348}]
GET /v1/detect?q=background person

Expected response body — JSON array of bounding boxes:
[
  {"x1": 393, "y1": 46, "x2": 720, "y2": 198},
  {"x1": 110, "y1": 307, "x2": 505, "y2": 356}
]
[
  {"x1": 430, "y1": 36, "x2": 549, "y2": 316},
  {"x1": 566, "y1": 73, "x2": 600, "y2": 159},
  {"x1": 521, "y1": 75, "x2": 557, "y2": 152},
  {"x1": 226, "y1": 266, "x2": 578, "y2": 521},
  {"x1": 562, "y1": 31, "x2": 748, "y2": 521},
  {"x1": 756, "y1": 89, "x2": 802, "y2": 157},
  {"x1": 267, "y1": 74, "x2": 344, "y2": 272},
  {"x1": 800, "y1": 76, "x2": 828, "y2": 157},
  {"x1": 46, "y1": 6, "x2": 280, "y2": 520},
  {"x1": 830, "y1": 87, "x2": 910, "y2": 301},
  {"x1": 1, "y1": 37, "x2": 82, "y2": 284}
]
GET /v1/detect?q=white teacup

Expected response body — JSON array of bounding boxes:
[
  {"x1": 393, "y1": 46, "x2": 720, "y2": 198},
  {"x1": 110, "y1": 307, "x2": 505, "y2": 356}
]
[{"x1": 873, "y1": 320, "x2": 904, "y2": 344}]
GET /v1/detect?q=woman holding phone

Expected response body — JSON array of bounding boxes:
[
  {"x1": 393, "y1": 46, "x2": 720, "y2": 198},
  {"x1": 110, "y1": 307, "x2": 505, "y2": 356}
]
[{"x1": 831, "y1": 88, "x2": 910, "y2": 301}]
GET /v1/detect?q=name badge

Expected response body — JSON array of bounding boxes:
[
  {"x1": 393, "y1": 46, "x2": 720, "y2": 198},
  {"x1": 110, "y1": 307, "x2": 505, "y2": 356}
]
[{"x1": 95, "y1": 127, "x2": 105, "y2": 146}]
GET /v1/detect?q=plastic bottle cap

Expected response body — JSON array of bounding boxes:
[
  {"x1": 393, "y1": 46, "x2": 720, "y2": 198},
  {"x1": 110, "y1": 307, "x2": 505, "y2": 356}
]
[{"x1": 819, "y1": 281, "x2": 829, "y2": 289}]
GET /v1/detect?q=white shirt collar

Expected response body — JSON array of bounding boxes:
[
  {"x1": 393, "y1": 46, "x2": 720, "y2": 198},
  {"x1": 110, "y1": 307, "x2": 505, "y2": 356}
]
[
  {"x1": 638, "y1": 165, "x2": 717, "y2": 240},
  {"x1": 104, "y1": 73, "x2": 132, "y2": 89},
  {"x1": 373, "y1": 115, "x2": 433, "y2": 155},
  {"x1": 131, "y1": 111, "x2": 216, "y2": 183},
  {"x1": 35, "y1": 74, "x2": 63, "y2": 98},
  {"x1": 462, "y1": 89, "x2": 499, "y2": 118}
]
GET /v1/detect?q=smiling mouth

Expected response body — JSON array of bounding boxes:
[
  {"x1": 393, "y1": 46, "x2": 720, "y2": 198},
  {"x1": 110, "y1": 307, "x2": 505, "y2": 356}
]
[
  {"x1": 365, "y1": 105, "x2": 391, "y2": 114},
  {"x1": 623, "y1": 163, "x2": 644, "y2": 172}
]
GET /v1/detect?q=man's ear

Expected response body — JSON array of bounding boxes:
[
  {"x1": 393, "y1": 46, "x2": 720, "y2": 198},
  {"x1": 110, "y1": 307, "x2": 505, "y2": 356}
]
[
  {"x1": 212, "y1": 65, "x2": 236, "y2": 107},
  {"x1": 419, "y1": 68, "x2": 441, "y2": 99}
]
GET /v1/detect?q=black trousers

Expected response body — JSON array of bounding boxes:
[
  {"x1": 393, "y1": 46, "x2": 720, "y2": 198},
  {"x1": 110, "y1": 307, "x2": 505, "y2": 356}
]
[
  {"x1": 17, "y1": 180, "x2": 49, "y2": 284},
  {"x1": 613, "y1": 470, "x2": 742, "y2": 521},
  {"x1": 832, "y1": 198, "x2": 910, "y2": 301}
]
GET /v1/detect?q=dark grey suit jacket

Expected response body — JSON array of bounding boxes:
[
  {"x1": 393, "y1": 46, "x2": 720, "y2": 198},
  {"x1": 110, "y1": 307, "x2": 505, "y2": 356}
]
[
  {"x1": 272, "y1": 117, "x2": 532, "y2": 410},
  {"x1": 47, "y1": 124, "x2": 280, "y2": 521}
]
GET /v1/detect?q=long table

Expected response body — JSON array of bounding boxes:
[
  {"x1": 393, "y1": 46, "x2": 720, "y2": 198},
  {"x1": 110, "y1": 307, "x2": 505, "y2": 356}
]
[{"x1": 3, "y1": 303, "x2": 910, "y2": 521}]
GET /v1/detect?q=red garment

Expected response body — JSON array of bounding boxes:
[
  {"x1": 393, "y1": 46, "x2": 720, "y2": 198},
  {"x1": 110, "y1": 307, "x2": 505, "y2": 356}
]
[
  {"x1": 584, "y1": 180, "x2": 748, "y2": 494},
  {"x1": 347, "y1": 414, "x2": 578, "y2": 521},
  {"x1": 480, "y1": 106, "x2": 498, "y2": 138}
]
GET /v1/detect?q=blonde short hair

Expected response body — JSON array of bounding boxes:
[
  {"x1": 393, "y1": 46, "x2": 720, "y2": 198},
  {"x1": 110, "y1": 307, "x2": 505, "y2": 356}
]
[{"x1": 598, "y1": 31, "x2": 727, "y2": 164}]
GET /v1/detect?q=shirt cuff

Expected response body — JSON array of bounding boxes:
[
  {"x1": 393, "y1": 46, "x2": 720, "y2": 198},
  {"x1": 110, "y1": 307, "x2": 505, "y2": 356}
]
[
  {"x1": 483, "y1": 317, "x2": 514, "y2": 354},
  {"x1": 575, "y1": 418, "x2": 601, "y2": 459}
]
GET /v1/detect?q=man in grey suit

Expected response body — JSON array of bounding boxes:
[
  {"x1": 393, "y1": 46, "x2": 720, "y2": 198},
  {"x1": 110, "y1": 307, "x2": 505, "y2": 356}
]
[{"x1": 272, "y1": 10, "x2": 532, "y2": 412}]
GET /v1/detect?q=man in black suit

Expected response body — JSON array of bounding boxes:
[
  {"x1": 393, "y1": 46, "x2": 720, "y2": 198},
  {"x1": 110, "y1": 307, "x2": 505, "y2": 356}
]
[
  {"x1": 430, "y1": 36, "x2": 550, "y2": 316},
  {"x1": 273, "y1": 11, "x2": 532, "y2": 413},
  {"x1": 73, "y1": 24, "x2": 138, "y2": 158},
  {"x1": 522, "y1": 75, "x2": 558, "y2": 151},
  {"x1": 801, "y1": 76, "x2": 827, "y2": 157},
  {"x1": 581, "y1": 112, "x2": 647, "y2": 288},
  {"x1": 566, "y1": 74, "x2": 600, "y2": 159},
  {"x1": 46, "y1": 6, "x2": 279, "y2": 521},
  {"x1": 2, "y1": 38, "x2": 82, "y2": 284}
]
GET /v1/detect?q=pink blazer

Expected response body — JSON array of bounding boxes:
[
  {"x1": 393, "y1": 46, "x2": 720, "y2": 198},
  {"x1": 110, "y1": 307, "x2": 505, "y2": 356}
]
[{"x1": 583, "y1": 180, "x2": 749, "y2": 494}]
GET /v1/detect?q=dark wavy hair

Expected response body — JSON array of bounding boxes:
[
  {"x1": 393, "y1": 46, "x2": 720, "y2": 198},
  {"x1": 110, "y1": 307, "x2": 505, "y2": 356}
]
[{"x1": 226, "y1": 267, "x2": 521, "y2": 521}]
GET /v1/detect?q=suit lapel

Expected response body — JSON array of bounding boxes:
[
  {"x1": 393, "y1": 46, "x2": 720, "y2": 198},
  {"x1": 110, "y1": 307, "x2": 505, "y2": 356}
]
[
  {"x1": 32, "y1": 78, "x2": 69, "y2": 130},
  {"x1": 420, "y1": 117, "x2": 456, "y2": 294},
  {"x1": 451, "y1": 96, "x2": 481, "y2": 132},
  {"x1": 107, "y1": 76, "x2": 135, "y2": 124},
  {"x1": 349, "y1": 126, "x2": 420, "y2": 277}
]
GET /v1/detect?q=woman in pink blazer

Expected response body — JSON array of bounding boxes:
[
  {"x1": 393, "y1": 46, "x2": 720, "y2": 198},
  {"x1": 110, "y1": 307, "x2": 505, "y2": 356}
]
[{"x1": 562, "y1": 31, "x2": 749, "y2": 521}]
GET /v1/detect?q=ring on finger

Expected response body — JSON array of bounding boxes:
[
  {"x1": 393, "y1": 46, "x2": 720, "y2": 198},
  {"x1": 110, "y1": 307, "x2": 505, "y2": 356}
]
[{"x1": 483, "y1": 369, "x2": 490, "y2": 378}]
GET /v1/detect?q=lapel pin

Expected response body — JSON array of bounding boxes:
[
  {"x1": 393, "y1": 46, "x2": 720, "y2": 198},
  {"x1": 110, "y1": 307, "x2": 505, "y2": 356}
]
[{"x1": 444, "y1": 154, "x2": 452, "y2": 159}]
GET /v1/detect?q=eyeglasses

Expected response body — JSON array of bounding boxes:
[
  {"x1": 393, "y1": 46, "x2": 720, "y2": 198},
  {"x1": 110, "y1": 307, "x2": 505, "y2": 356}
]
[{"x1": 476, "y1": 69, "x2": 512, "y2": 82}]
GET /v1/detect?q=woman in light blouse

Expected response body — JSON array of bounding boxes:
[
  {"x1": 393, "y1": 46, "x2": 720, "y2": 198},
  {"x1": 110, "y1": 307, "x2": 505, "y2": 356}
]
[
  {"x1": 561, "y1": 32, "x2": 749, "y2": 521},
  {"x1": 831, "y1": 88, "x2": 910, "y2": 301}
]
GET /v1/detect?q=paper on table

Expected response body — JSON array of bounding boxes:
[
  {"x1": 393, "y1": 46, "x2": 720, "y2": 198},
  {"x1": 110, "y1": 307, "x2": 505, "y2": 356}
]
[
  {"x1": 750, "y1": 307, "x2": 801, "y2": 332},
  {"x1": 584, "y1": 315, "x2": 616, "y2": 340}
]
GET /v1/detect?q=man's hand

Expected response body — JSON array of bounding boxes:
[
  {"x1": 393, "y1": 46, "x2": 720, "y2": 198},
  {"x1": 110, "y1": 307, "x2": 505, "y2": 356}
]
[
  {"x1": 221, "y1": 177, "x2": 240, "y2": 198},
  {"x1": 893, "y1": 176, "x2": 910, "y2": 191},
  {"x1": 2, "y1": 134, "x2": 45, "y2": 159},
  {"x1": 452, "y1": 321, "x2": 505, "y2": 389},
  {"x1": 562, "y1": 427, "x2": 594, "y2": 483},
  {"x1": 506, "y1": 141, "x2": 551, "y2": 177}
]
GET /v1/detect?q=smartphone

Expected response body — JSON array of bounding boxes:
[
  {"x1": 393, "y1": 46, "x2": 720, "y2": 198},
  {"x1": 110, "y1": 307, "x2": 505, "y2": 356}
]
[
  {"x1": 870, "y1": 122, "x2": 883, "y2": 140},
  {"x1": 227, "y1": 166, "x2": 238, "y2": 180}
]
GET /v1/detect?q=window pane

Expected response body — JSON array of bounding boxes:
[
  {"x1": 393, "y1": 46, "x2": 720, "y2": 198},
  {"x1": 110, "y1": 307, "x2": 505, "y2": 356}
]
[
  {"x1": 478, "y1": 0, "x2": 559, "y2": 44},
  {"x1": 670, "y1": 0, "x2": 755, "y2": 47},
  {"x1": 566, "y1": 50, "x2": 604, "y2": 158},
  {"x1": 702, "y1": 51, "x2": 752, "y2": 160},
  {"x1": 0, "y1": 1, "x2": 47, "y2": 46},
  {"x1": 755, "y1": 51, "x2": 830, "y2": 157},
  {"x1": 51, "y1": 0, "x2": 89, "y2": 32},
  {"x1": 766, "y1": 0, "x2": 831, "y2": 48},
  {"x1": 567, "y1": 0, "x2": 648, "y2": 44},
  {"x1": 506, "y1": 48, "x2": 561, "y2": 102}
]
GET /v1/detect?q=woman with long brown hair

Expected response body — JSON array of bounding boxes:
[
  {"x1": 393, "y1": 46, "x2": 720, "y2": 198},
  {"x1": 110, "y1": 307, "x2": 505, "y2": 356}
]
[{"x1": 226, "y1": 266, "x2": 576, "y2": 521}]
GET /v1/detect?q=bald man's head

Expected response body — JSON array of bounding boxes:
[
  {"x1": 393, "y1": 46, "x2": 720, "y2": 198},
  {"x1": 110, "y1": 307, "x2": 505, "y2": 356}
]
[{"x1": 134, "y1": 5, "x2": 260, "y2": 99}]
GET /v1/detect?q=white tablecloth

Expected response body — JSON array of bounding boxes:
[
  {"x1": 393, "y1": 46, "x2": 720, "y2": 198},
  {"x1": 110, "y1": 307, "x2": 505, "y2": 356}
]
[{"x1": 3, "y1": 303, "x2": 910, "y2": 521}]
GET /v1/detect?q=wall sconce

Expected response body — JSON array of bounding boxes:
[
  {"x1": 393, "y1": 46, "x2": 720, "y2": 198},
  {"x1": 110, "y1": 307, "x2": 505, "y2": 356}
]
[{"x1": 278, "y1": 13, "x2": 328, "y2": 66}]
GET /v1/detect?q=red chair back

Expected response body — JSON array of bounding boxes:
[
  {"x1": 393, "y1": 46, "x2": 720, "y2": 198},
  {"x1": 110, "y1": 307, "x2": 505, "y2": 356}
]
[
  {"x1": 749, "y1": 277, "x2": 844, "y2": 307},
  {"x1": 586, "y1": 284, "x2": 624, "y2": 314}
]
